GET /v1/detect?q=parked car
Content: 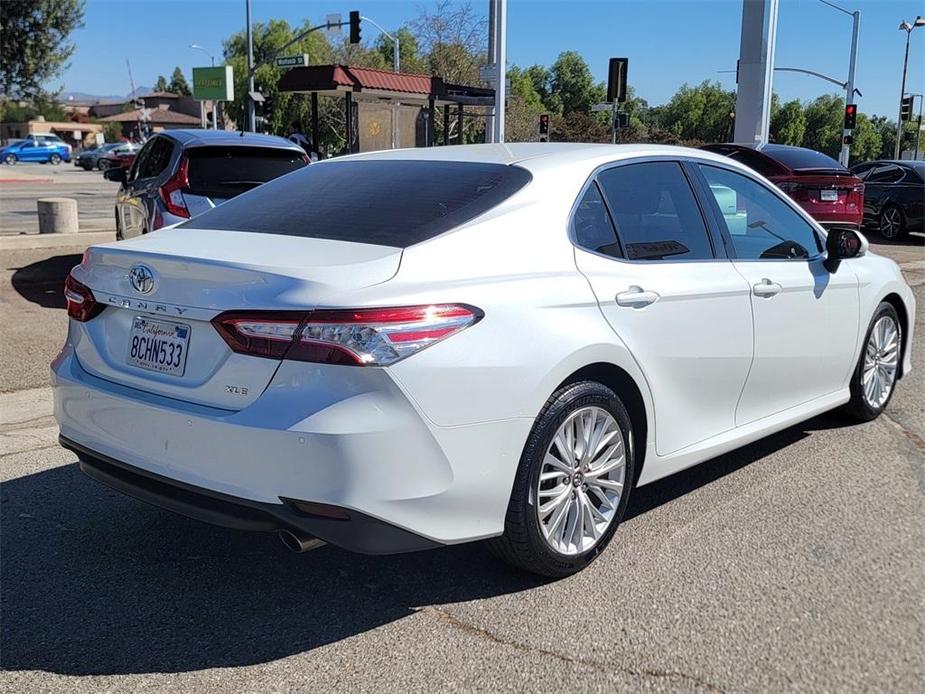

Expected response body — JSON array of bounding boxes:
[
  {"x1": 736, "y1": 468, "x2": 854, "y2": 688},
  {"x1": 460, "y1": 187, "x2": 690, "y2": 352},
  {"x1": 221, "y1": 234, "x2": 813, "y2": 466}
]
[
  {"x1": 76, "y1": 142, "x2": 138, "y2": 171},
  {"x1": 849, "y1": 159, "x2": 925, "y2": 240},
  {"x1": 701, "y1": 143, "x2": 864, "y2": 230},
  {"x1": 104, "y1": 130, "x2": 308, "y2": 239},
  {"x1": 97, "y1": 143, "x2": 141, "y2": 172},
  {"x1": 1, "y1": 134, "x2": 71, "y2": 165},
  {"x1": 54, "y1": 143, "x2": 914, "y2": 577}
]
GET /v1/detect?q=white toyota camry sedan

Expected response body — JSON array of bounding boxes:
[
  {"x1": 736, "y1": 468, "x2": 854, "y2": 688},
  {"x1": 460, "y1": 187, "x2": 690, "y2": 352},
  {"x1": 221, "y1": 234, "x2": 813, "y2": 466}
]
[{"x1": 52, "y1": 143, "x2": 915, "y2": 577}]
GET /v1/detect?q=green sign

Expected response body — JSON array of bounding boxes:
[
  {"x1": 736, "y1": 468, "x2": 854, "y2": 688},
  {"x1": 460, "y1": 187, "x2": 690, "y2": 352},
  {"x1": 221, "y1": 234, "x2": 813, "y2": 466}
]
[
  {"x1": 276, "y1": 54, "x2": 309, "y2": 69},
  {"x1": 192, "y1": 65, "x2": 234, "y2": 101}
]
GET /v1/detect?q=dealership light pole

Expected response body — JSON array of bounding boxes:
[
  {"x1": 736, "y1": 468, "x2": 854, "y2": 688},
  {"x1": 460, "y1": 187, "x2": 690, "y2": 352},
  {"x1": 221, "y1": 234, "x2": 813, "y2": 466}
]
[
  {"x1": 819, "y1": 0, "x2": 859, "y2": 167},
  {"x1": 487, "y1": 0, "x2": 507, "y2": 143},
  {"x1": 246, "y1": 0, "x2": 256, "y2": 132},
  {"x1": 895, "y1": 16, "x2": 925, "y2": 158}
]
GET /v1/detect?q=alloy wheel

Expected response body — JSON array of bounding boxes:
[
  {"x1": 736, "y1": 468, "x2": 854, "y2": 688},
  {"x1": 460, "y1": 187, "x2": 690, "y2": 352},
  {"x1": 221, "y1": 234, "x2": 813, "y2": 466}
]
[
  {"x1": 4, "y1": 154, "x2": 15, "y2": 165},
  {"x1": 879, "y1": 207, "x2": 902, "y2": 240},
  {"x1": 862, "y1": 315, "x2": 900, "y2": 409},
  {"x1": 536, "y1": 406, "x2": 625, "y2": 555},
  {"x1": 50, "y1": 154, "x2": 61, "y2": 165}
]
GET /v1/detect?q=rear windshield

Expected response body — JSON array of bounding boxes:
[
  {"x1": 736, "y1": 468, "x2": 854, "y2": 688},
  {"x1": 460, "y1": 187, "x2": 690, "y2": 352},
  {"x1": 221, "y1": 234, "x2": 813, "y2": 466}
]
[
  {"x1": 763, "y1": 146, "x2": 847, "y2": 173},
  {"x1": 180, "y1": 159, "x2": 533, "y2": 247},
  {"x1": 185, "y1": 146, "x2": 307, "y2": 199}
]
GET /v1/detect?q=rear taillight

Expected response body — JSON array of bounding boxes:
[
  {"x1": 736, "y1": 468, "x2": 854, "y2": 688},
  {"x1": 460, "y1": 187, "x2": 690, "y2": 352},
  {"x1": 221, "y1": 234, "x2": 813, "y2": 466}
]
[
  {"x1": 776, "y1": 181, "x2": 808, "y2": 201},
  {"x1": 211, "y1": 304, "x2": 482, "y2": 366},
  {"x1": 64, "y1": 273, "x2": 104, "y2": 322},
  {"x1": 159, "y1": 155, "x2": 190, "y2": 218}
]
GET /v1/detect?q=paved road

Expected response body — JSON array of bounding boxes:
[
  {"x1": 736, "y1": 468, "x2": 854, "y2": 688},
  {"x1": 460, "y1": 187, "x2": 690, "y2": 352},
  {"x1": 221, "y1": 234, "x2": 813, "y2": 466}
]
[
  {"x1": 0, "y1": 164, "x2": 119, "y2": 235},
  {"x1": 1, "y1": 236, "x2": 923, "y2": 692}
]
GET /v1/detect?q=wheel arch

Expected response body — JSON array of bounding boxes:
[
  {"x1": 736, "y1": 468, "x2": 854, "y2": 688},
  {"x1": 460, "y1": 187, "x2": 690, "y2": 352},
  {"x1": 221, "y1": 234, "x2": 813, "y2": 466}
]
[
  {"x1": 880, "y1": 292, "x2": 910, "y2": 378},
  {"x1": 556, "y1": 362, "x2": 649, "y2": 485}
]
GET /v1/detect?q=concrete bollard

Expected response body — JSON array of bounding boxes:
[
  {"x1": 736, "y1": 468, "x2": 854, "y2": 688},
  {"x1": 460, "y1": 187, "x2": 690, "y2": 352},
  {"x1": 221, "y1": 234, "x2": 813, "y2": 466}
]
[{"x1": 37, "y1": 198, "x2": 79, "y2": 234}]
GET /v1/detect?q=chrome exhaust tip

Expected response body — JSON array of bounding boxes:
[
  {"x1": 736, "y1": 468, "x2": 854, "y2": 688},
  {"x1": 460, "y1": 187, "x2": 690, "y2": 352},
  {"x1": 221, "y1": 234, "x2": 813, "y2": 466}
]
[{"x1": 278, "y1": 529, "x2": 325, "y2": 553}]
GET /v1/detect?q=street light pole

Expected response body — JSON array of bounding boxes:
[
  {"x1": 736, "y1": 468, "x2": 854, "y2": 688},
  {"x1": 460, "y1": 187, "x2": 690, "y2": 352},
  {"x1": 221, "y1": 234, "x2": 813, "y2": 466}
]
[
  {"x1": 895, "y1": 17, "x2": 925, "y2": 159},
  {"x1": 818, "y1": 1, "x2": 860, "y2": 167},
  {"x1": 246, "y1": 0, "x2": 256, "y2": 132},
  {"x1": 360, "y1": 16, "x2": 399, "y2": 72}
]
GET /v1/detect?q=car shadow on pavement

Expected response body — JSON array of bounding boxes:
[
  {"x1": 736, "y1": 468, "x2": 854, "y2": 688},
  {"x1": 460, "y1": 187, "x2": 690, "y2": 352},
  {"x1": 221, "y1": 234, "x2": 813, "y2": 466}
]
[
  {"x1": 0, "y1": 411, "x2": 848, "y2": 677},
  {"x1": 10, "y1": 253, "x2": 81, "y2": 310}
]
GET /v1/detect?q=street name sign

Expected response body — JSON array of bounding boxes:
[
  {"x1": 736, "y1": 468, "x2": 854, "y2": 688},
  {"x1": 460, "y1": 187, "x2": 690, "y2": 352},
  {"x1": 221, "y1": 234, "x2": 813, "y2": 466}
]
[{"x1": 276, "y1": 54, "x2": 309, "y2": 69}]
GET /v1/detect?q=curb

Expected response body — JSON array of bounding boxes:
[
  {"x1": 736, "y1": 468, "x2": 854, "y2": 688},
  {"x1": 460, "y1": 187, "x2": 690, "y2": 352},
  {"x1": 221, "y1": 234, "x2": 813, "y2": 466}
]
[
  {"x1": 0, "y1": 230, "x2": 115, "y2": 251},
  {"x1": 0, "y1": 177, "x2": 55, "y2": 184}
]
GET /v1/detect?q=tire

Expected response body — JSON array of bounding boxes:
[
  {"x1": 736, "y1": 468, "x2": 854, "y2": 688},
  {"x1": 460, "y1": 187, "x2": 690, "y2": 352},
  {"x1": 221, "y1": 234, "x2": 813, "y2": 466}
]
[
  {"x1": 878, "y1": 205, "x2": 905, "y2": 240},
  {"x1": 97, "y1": 159, "x2": 110, "y2": 171},
  {"x1": 4, "y1": 153, "x2": 16, "y2": 165},
  {"x1": 488, "y1": 381, "x2": 636, "y2": 577},
  {"x1": 49, "y1": 154, "x2": 62, "y2": 165},
  {"x1": 844, "y1": 302, "x2": 902, "y2": 421}
]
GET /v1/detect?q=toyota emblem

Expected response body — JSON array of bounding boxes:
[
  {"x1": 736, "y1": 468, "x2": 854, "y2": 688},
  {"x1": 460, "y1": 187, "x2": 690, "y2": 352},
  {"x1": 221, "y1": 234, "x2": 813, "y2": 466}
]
[{"x1": 129, "y1": 264, "x2": 156, "y2": 294}]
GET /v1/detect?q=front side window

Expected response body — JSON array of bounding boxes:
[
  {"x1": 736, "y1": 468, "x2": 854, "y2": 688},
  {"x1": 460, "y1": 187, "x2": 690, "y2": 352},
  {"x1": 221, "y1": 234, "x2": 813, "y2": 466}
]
[
  {"x1": 698, "y1": 164, "x2": 822, "y2": 261},
  {"x1": 596, "y1": 161, "x2": 714, "y2": 261},
  {"x1": 137, "y1": 138, "x2": 173, "y2": 179}
]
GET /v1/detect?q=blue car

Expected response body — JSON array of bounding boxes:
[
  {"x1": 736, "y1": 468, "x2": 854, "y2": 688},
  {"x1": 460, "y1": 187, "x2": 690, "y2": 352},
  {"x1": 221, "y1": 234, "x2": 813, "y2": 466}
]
[{"x1": 1, "y1": 134, "x2": 72, "y2": 165}]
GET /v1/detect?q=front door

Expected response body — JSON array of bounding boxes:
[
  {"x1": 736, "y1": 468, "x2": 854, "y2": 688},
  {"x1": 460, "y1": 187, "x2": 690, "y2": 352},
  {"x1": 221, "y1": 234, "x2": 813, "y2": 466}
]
[
  {"x1": 573, "y1": 160, "x2": 754, "y2": 456},
  {"x1": 695, "y1": 163, "x2": 859, "y2": 425}
]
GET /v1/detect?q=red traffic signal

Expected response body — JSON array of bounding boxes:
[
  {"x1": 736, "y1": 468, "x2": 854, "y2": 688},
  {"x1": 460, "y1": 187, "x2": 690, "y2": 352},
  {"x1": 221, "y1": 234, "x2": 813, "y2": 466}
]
[
  {"x1": 843, "y1": 103, "x2": 857, "y2": 130},
  {"x1": 539, "y1": 114, "x2": 549, "y2": 135}
]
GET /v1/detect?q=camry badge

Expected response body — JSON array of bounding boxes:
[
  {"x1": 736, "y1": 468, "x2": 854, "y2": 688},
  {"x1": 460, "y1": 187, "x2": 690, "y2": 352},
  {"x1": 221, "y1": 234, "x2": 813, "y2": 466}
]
[{"x1": 129, "y1": 264, "x2": 156, "y2": 295}]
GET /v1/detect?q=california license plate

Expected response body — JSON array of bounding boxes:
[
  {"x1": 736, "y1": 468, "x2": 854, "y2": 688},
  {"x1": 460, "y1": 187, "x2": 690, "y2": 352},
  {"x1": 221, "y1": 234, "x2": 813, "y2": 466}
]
[
  {"x1": 820, "y1": 189, "x2": 838, "y2": 202},
  {"x1": 126, "y1": 316, "x2": 190, "y2": 376}
]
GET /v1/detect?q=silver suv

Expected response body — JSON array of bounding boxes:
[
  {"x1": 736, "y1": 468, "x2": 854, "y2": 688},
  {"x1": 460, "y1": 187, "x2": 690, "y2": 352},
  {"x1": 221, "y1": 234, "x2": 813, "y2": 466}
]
[{"x1": 105, "y1": 130, "x2": 308, "y2": 240}]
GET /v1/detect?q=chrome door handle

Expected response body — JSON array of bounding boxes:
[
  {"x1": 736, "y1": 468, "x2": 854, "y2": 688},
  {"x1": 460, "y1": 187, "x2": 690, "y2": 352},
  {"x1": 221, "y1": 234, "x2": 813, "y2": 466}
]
[
  {"x1": 752, "y1": 278, "x2": 782, "y2": 298},
  {"x1": 615, "y1": 285, "x2": 660, "y2": 308}
]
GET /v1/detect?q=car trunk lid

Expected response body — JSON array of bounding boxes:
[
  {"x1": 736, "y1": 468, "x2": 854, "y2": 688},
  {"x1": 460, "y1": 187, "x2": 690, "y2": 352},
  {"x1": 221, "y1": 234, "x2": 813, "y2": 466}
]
[{"x1": 70, "y1": 227, "x2": 402, "y2": 410}]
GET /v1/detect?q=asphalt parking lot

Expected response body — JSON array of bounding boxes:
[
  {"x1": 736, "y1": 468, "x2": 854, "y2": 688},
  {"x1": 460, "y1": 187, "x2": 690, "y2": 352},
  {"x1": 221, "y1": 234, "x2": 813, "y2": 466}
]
[
  {"x1": 0, "y1": 163, "x2": 119, "y2": 235},
  {"x1": 1, "y1": 224, "x2": 923, "y2": 691}
]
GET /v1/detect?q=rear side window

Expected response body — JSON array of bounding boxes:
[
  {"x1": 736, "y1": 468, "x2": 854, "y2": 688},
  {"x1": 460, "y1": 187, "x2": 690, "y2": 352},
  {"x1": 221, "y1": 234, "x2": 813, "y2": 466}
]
[
  {"x1": 181, "y1": 160, "x2": 533, "y2": 247},
  {"x1": 185, "y1": 146, "x2": 307, "y2": 199},
  {"x1": 573, "y1": 183, "x2": 621, "y2": 257},
  {"x1": 595, "y1": 161, "x2": 714, "y2": 261},
  {"x1": 137, "y1": 138, "x2": 173, "y2": 179},
  {"x1": 866, "y1": 165, "x2": 905, "y2": 184}
]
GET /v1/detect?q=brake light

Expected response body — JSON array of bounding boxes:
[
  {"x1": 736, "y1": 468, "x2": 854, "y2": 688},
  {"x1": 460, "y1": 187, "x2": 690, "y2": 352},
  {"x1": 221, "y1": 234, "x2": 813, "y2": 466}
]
[
  {"x1": 776, "y1": 181, "x2": 808, "y2": 201},
  {"x1": 64, "y1": 273, "x2": 104, "y2": 322},
  {"x1": 159, "y1": 155, "x2": 190, "y2": 218},
  {"x1": 211, "y1": 304, "x2": 482, "y2": 366}
]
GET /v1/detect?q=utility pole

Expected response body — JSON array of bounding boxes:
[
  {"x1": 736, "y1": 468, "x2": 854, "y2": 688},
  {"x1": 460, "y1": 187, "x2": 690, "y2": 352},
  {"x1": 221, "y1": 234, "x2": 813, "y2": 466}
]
[
  {"x1": 895, "y1": 18, "x2": 924, "y2": 158},
  {"x1": 820, "y1": 1, "x2": 861, "y2": 166},
  {"x1": 487, "y1": 0, "x2": 507, "y2": 143},
  {"x1": 246, "y1": 0, "x2": 255, "y2": 132}
]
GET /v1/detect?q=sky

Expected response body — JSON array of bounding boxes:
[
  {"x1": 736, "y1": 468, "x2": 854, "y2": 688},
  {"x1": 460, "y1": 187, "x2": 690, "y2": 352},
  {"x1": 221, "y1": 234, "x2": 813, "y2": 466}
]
[{"x1": 53, "y1": 0, "x2": 925, "y2": 119}]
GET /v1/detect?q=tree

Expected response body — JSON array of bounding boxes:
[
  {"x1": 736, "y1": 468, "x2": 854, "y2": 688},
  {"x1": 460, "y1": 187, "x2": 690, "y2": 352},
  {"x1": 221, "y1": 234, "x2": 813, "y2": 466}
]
[
  {"x1": 657, "y1": 81, "x2": 735, "y2": 143},
  {"x1": 100, "y1": 120, "x2": 123, "y2": 143},
  {"x1": 801, "y1": 94, "x2": 843, "y2": 158},
  {"x1": 505, "y1": 65, "x2": 545, "y2": 142},
  {"x1": 770, "y1": 99, "x2": 805, "y2": 146},
  {"x1": 167, "y1": 67, "x2": 191, "y2": 96},
  {"x1": 548, "y1": 51, "x2": 603, "y2": 115},
  {"x1": 0, "y1": 0, "x2": 85, "y2": 98},
  {"x1": 848, "y1": 113, "x2": 882, "y2": 164},
  {"x1": 154, "y1": 75, "x2": 169, "y2": 93},
  {"x1": 412, "y1": 0, "x2": 486, "y2": 84},
  {"x1": 375, "y1": 27, "x2": 427, "y2": 74}
]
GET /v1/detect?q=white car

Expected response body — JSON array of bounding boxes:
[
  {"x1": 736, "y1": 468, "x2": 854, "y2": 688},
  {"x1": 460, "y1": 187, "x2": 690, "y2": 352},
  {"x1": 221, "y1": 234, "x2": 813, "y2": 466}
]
[{"x1": 52, "y1": 143, "x2": 915, "y2": 577}]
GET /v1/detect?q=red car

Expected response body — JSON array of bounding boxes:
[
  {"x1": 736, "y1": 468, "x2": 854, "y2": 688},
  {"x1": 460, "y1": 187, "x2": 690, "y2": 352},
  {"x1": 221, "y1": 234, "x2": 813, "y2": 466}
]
[
  {"x1": 98, "y1": 143, "x2": 140, "y2": 172},
  {"x1": 701, "y1": 143, "x2": 864, "y2": 230}
]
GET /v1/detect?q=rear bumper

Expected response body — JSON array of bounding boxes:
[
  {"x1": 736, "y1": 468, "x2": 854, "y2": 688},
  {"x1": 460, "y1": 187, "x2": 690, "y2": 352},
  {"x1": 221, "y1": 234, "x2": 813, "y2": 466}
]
[
  {"x1": 51, "y1": 345, "x2": 530, "y2": 548},
  {"x1": 61, "y1": 436, "x2": 441, "y2": 554}
]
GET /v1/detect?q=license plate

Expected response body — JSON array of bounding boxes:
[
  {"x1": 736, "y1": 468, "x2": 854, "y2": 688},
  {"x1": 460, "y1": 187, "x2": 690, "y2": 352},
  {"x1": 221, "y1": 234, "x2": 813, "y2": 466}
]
[
  {"x1": 820, "y1": 189, "x2": 838, "y2": 202},
  {"x1": 126, "y1": 316, "x2": 190, "y2": 376}
]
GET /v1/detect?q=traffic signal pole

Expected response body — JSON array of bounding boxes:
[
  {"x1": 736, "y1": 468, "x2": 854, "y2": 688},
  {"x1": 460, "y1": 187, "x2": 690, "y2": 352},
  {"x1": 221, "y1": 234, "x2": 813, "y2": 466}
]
[
  {"x1": 819, "y1": 1, "x2": 860, "y2": 167},
  {"x1": 895, "y1": 28, "x2": 913, "y2": 158},
  {"x1": 246, "y1": 0, "x2": 255, "y2": 132}
]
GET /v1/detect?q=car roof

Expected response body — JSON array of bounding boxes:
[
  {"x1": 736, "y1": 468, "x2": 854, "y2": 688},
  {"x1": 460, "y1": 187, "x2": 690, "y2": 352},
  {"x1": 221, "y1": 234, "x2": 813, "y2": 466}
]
[
  {"x1": 155, "y1": 129, "x2": 304, "y2": 152},
  {"x1": 854, "y1": 159, "x2": 925, "y2": 172},
  {"x1": 327, "y1": 142, "x2": 742, "y2": 174}
]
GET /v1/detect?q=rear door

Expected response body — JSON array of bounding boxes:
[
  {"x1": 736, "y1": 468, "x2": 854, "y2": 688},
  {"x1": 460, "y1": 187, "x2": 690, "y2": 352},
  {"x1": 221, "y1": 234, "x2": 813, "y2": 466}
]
[
  {"x1": 573, "y1": 159, "x2": 753, "y2": 456},
  {"x1": 181, "y1": 145, "x2": 307, "y2": 217},
  {"x1": 695, "y1": 163, "x2": 859, "y2": 425}
]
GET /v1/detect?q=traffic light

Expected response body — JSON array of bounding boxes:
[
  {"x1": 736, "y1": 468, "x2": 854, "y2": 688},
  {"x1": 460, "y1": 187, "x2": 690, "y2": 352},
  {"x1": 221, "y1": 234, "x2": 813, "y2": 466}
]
[
  {"x1": 539, "y1": 114, "x2": 549, "y2": 135},
  {"x1": 349, "y1": 10, "x2": 361, "y2": 44},
  {"x1": 607, "y1": 58, "x2": 628, "y2": 104},
  {"x1": 843, "y1": 103, "x2": 857, "y2": 130},
  {"x1": 843, "y1": 135, "x2": 853, "y2": 145},
  {"x1": 900, "y1": 95, "x2": 914, "y2": 121}
]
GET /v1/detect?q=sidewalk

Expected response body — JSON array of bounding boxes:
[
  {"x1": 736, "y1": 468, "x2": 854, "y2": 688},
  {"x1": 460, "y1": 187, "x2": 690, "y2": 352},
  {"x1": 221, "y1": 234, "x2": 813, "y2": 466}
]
[{"x1": 0, "y1": 230, "x2": 114, "y2": 251}]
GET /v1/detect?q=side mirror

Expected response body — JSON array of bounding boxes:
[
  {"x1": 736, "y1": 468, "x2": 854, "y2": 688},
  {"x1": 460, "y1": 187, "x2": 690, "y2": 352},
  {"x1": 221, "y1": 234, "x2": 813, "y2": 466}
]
[
  {"x1": 103, "y1": 167, "x2": 127, "y2": 184},
  {"x1": 824, "y1": 227, "x2": 867, "y2": 272}
]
